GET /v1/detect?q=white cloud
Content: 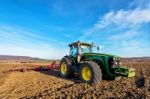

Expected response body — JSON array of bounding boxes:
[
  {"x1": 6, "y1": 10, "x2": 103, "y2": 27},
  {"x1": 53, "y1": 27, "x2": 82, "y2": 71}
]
[
  {"x1": 109, "y1": 31, "x2": 138, "y2": 41},
  {"x1": 95, "y1": 7, "x2": 150, "y2": 28},
  {"x1": 80, "y1": 1, "x2": 150, "y2": 57},
  {"x1": 80, "y1": 6, "x2": 150, "y2": 40},
  {"x1": 0, "y1": 25, "x2": 68, "y2": 59},
  {"x1": 129, "y1": 0, "x2": 150, "y2": 9},
  {"x1": 0, "y1": 25, "x2": 59, "y2": 44},
  {"x1": 114, "y1": 39, "x2": 149, "y2": 57},
  {"x1": 0, "y1": 44, "x2": 68, "y2": 59}
]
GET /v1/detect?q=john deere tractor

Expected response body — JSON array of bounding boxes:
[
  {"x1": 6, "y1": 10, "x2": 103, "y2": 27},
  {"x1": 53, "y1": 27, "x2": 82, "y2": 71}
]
[{"x1": 59, "y1": 41, "x2": 135, "y2": 84}]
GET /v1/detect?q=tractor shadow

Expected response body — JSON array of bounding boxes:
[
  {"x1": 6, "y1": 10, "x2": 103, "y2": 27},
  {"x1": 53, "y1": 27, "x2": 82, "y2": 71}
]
[
  {"x1": 38, "y1": 69, "x2": 114, "y2": 84},
  {"x1": 38, "y1": 70, "x2": 81, "y2": 83}
]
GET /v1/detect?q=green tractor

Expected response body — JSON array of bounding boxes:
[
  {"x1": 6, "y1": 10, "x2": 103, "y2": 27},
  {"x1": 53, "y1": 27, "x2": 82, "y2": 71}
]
[{"x1": 59, "y1": 41, "x2": 135, "y2": 84}]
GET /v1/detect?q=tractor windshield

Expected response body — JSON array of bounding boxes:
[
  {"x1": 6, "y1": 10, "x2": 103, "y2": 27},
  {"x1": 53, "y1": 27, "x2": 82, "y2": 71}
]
[{"x1": 81, "y1": 45, "x2": 91, "y2": 53}]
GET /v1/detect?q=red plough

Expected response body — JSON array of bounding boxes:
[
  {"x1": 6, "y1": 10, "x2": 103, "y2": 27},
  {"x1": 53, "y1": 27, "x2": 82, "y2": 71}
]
[{"x1": 3, "y1": 61, "x2": 60, "y2": 73}]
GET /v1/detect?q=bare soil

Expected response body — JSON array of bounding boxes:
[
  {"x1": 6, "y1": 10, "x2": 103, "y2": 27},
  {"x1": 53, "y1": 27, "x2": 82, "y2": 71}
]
[{"x1": 0, "y1": 61, "x2": 149, "y2": 99}]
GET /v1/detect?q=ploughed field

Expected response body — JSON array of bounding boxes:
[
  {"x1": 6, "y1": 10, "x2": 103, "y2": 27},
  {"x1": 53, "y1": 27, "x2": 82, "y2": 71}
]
[{"x1": 0, "y1": 59, "x2": 149, "y2": 99}]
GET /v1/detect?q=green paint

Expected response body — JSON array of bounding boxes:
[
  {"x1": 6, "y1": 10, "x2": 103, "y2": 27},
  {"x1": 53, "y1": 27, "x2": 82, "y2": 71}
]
[
  {"x1": 83, "y1": 53, "x2": 115, "y2": 78},
  {"x1": 63, "y1": 41, "x2": 135, "y2": 79}
]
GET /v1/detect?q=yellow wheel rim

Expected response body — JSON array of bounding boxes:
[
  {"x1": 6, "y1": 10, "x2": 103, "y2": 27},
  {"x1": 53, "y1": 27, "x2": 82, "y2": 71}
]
[
  {"x1": 82, "y1": 67, "x2": 92, "y2": 81},
  {"x1": 61, "y1": 62, "x2": 67, "y2": 75}
]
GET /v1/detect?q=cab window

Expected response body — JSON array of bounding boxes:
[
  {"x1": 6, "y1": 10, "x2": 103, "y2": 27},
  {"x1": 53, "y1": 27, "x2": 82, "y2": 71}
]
[
  {"x1": 81, "y1": 45, "x2": 91, "y2": 53},
  {"x1": 70, "y1": 46, "x2": 77, "y2": 56}
]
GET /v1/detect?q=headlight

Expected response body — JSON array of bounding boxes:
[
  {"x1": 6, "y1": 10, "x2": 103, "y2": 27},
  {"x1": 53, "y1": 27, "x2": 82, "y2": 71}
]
[
  {"x1": 109, "y1": 57, "x2": 121, "y2": 68},
  {"x1": 112, "y1": 58, "x2": 121, "y2": 66},
  {"x1": 114, "y1": 62, "x2": 118, "y2": 65},
  {"x1": 118, "y1": 62, "x2": 122, "y2": 65},
  {"x1": 113, "y1": 57, "x2": 116, "y2": 60}
]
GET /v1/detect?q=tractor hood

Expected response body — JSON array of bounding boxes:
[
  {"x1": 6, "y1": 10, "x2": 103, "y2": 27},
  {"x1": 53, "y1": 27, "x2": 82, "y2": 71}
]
[{"x1": 83, "y1": 53, "x2": 120, "y2": 58}]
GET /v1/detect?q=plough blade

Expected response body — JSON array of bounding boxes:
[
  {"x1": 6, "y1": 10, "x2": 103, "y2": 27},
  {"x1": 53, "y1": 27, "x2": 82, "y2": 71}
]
[{"x1": 3, "y1": 61, "x2": 60, "y2": 73}]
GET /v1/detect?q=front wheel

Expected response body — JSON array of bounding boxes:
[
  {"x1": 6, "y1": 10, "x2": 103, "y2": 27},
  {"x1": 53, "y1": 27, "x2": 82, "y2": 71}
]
[
  {"x1": 59, "y1": 57, "x2": 73, "y2": 78},
  {"x1": 79, "y1": 61, "x2": 102, "y2": 84}
]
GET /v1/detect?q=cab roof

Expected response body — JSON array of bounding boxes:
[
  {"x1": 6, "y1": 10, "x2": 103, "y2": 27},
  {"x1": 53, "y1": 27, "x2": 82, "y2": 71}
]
[{"x1": 69, "y1": 41, "x2": 92, "y2": 47}]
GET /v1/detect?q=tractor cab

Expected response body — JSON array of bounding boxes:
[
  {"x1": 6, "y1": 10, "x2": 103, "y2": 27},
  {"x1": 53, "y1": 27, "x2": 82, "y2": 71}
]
[
  {"x1": 69, "y1": 41, "x2": 92, "y2": 62},
  {"x1": 69, "y1": 41, "x2": 92, "y2": 55}
]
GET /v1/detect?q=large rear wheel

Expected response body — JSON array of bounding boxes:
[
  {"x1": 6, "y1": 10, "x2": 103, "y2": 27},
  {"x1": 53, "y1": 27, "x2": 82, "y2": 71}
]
[
  {"x1": 79, "y1": 61, "x2": 102, "y2": 84},
  {"x1": 59, "y1": 57, "x2": 73, "y2": 78}
]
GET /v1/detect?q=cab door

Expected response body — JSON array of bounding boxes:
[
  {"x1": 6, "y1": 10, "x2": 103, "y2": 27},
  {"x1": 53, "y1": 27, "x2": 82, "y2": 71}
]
[{"x1": 70, "y1": 45, "x2": 78, "y2": 57}]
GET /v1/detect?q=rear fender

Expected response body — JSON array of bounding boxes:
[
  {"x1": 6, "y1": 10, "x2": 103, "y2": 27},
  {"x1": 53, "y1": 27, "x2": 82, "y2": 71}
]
[
  {"x1": 86, "y1": 56, "x2": 114, "y2": 78},
  {"x1": 65, "y1": 55, "x2": 76, "y2": 65},
  {"x1": 65, "y1": 55, "x2": 79, "y2": 73}
]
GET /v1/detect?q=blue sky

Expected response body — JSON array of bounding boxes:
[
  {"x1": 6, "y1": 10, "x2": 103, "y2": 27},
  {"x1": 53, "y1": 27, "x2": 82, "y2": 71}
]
[{"x1": 0, "y1": 0, "x2": 150, "y2": 59}]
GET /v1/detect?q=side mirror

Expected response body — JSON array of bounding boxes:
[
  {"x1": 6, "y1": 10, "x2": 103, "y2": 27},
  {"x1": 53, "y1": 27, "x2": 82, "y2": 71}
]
[{"x1": 97, "y1": 46, "x2": 99, "y2": 51}]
